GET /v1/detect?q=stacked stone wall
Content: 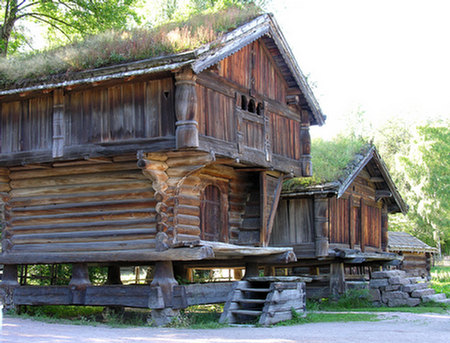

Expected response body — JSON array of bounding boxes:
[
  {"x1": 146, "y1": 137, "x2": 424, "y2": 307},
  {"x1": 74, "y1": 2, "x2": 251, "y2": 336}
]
[{"x1": 369, "y1": 270, "x2": 445, "y2": 307}]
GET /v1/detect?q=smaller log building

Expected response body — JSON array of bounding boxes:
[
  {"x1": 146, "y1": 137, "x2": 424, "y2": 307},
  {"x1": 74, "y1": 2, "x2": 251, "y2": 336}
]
[
  {"x1": 272, "y1": 145, "x2": 408, "y2": 297},
  {"x1": 388, "y1": 231, "x2": 437, "y2": 279}
]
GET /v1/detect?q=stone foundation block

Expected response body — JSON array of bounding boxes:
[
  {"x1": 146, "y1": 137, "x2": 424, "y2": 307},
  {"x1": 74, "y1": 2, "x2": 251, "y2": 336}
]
[
  {"x1": 402, "y1": 282, "x2": 428, "y2": 293},
  {"x1": 388, "y1": 277, "x2": 410, "y2": 286},
  {"x1": 388, "y1": 298, "x2": 409, "y2": 307},
  {"x1": 422, "y1": 293, "x2": 446, "y2": 302},
  {"x1": 382, "y1": 291, "x2": 408, "y2": 303},
  {"x1": 372, "y1": 270, "x2": 406, "y2": 279},
  {"x1": 385, "y1": 284, "x2": 401, "y2": 291},
  {"x1": 411, "y1": 288, "x2": 435, "y2": 298},
  {"x1": 369, "y1": 288, "x2": 381, "y2": 302},
  {"x1": 406, "y1": 298, "x2": 421, "y2": 307},
  {"x1": 370, "y1": 279, "x2": 389, "y2": 289},
  {"x1": 407, "y1": 277, "x2": 425, "y2": 284}
]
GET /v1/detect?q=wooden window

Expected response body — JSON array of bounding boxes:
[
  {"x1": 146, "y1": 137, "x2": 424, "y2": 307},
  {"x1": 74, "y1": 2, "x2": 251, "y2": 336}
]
[{"x1": 201, "y1": 184, "x2": 228, "y2": 242}]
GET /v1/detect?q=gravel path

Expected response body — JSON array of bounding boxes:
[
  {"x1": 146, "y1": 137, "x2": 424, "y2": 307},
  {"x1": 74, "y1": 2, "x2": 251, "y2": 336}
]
[{"x1": 1, "y1": 312, "x2": 449, "y2": 343}]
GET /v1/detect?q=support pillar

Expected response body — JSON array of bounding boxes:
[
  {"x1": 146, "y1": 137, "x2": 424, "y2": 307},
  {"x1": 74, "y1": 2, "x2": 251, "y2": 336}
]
[
  {"x1": 243, "y1": 263, "x2": 259, "y2": 279},
  {"x1": 300, "y1": 110, "x2": 312, "y2": 176},
  {"x1": 329, "y1": 262, "x2": 346, "y2": 298},
  {"x1": 150, "y1": 261, "x2": 179, "y2": 326},
  {"x1": 105, "y1": 266, "x2": 122, "y2": 285},
  {"x1": 0, "y1": 265, "x2": 19, "y2": 312}
]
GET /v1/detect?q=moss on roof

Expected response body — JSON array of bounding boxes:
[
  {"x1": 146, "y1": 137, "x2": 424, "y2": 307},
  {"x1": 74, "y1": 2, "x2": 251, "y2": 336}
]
[
  {"x1": 0, "y1": 5, "x2": 261, "y2": 89},
  {"x1": 283, "y1": 136, "x2": 371, "y2": 192}
]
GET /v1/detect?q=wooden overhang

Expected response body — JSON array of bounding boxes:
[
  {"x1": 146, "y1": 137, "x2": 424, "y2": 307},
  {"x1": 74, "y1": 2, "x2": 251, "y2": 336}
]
[
  {"x1": 0, "y1": 241, "x2": 296, "y2": 265},
  {"x1": 0, "y1": 14, "x2": 324, "y2": 127},
  {"x1": 283, "y1": 146, "x2": 408, "y2": 214},
  {"x1": 332, "y1": 248, "x2": 402, "y2": 265}
]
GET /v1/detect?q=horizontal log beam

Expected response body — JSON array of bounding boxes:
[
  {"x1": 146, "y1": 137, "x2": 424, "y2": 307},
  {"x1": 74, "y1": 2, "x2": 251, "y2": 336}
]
[{"x1": 0, "y1": 246, "x2": 215, "y2": 264}]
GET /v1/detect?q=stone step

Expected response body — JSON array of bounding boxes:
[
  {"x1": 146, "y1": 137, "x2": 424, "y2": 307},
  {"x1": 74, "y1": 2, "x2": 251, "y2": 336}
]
[
  {"x1": 411, "y1": 288, "x2": 435, "y2": 298},
  {"x1": 436, "y1": 298, "x2": 450, "y2": 304},
  {"x1": 422, "y1": 293, "x2": 447, "y2": 303},
  {"x1": 402, "y1": 282, "x2": 429, "y2": 293}
]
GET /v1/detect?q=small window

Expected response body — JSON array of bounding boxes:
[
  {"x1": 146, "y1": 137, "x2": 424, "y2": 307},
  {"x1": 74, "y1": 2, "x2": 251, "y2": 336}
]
[
  {"x1": 256, "y1": 102, "x2": 264, "y2": 115},
  {"x1": 241, "y1": 95, "x2": 248, "y2": 111},
  {"x1": 248, "y1": 99, "x2": 256, "y2": 113}
]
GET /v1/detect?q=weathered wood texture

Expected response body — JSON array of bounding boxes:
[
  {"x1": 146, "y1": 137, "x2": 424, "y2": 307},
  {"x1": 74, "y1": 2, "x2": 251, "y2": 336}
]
[
  {"x1": 0, "y1": 79, "x2": 175, "y2": 157},
  {"x1": 66, "y1": 78, "x2": 175, "y2": 145},
  {"x1": 398, "y1": 252, "x2": 431, "y2": 278},
  {"x1": 329, "y1": 173, "x2": 383, "y2": 251},
  {"x1": 271, "y1": 198, "x2": 314, "y2": 246},
  {"x1": 3, "y1": 156, "x2": 157, "y2": 256}
]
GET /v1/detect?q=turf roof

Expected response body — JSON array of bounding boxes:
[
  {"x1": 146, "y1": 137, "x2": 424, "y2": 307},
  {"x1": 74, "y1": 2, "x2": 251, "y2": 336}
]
[
  {"x1": 0, "y1": 5, "x2": 261, "y2": 89},
  {"x1": 283, "y1": 136, "x2": 371, "y2": 192}
]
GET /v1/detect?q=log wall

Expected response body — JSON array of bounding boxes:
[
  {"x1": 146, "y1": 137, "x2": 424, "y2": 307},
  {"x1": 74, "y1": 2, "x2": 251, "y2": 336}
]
[
  {"x1": 2, "y1": 155, "x2": 157, "y2": 256},
  {"x1": 0, "y1": 77, "x2": 175, "y2": 158}
]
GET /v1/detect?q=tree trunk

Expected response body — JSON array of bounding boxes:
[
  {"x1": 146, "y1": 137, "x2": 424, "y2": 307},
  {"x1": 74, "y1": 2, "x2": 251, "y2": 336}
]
[{"x1": 0, "y1": 1, "x2": 19, "y2": 57}]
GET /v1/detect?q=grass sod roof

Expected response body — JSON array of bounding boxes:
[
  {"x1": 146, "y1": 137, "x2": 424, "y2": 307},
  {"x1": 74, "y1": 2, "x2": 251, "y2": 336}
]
[
  {"x1": 283, "y1": 136, "x2": 371, "y2": 193},
  {"x1": 0, "y1": 5, "x2": 261, "y2": 89}
]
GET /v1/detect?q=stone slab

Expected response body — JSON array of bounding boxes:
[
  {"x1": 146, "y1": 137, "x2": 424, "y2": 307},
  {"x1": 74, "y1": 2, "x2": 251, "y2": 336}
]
[
  {"x1": 370, "y1": 279, "x2": 389, "y2": 289},
  {"x1": 402, "y1": 282, "x2": 428, "y2": 293},
  {"x1": 411, "y1": 288, "x2": 435, "y2": 298},
  {"x1": 422, "y1": 293, "x2": 446, "y2": 302}
]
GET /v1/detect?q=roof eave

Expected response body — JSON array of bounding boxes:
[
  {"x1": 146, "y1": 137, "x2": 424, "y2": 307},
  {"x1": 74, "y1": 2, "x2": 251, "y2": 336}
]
[{"x1": 192, "y1": 14, "x2": 325, "y2": 126}]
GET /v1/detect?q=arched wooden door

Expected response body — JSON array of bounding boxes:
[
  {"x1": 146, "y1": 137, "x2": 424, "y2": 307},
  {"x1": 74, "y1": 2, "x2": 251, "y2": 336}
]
[{"x1": 200, "y1": 184, "x2": 228, "y2": 242}]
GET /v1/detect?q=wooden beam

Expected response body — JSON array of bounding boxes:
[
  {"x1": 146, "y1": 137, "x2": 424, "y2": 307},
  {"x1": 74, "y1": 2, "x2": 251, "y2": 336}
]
[
  {"x1": 264, "y1": 175, "x2": 284, "y2": 246},
  {"x1": 369, "y1": 177, "x2": 384, "y2": 183},
  {"x1": 329, "y1": 262, "x2": 346, "y2": 298}
]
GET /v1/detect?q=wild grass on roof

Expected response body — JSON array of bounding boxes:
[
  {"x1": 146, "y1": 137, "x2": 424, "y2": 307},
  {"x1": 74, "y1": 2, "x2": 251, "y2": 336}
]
[
  {"x1": 283, "y1": 136, "x2": 370, "y2": 192},
  {"x1": 0, "y1": 5, "x2": 261, "y2": 88}
]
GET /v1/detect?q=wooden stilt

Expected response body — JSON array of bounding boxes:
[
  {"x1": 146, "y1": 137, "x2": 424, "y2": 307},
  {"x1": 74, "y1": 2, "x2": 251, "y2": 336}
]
[
  {"x1": 151, "y1": 261, "x2": 178, "y2": 307},
  {"x1": 244, "y1": 263, "x2": 259, "y2": 279},
  {"x1": 329, "y1": 262, "x2": 346, "y2": 298},
  {"x1": 1, "y1": 265, "x2": 19, "y2": 286},
  {"x1": 69, "y1": 263, "x2": 91, "y2": 287},
  {"x1": 106, "y1": 266, "x2": 122, "y2": 285}
]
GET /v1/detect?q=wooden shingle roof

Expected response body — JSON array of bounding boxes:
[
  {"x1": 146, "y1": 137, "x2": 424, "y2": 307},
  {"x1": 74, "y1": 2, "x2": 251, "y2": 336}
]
[{"x1": 388, "y1": 231, "x2": 437, "y2": 253}]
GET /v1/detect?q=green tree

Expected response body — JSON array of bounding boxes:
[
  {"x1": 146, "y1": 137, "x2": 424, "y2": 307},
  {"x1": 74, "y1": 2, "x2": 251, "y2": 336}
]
[
  {"x1": 374, "y1": 120, "x2": 449, "y2": 256},
  {"x1": 0, "y1": 0, "x2": 139, "y2": 56},
  {"x1": 400, "y1": 124, "x2": 449, "y2": 256}
]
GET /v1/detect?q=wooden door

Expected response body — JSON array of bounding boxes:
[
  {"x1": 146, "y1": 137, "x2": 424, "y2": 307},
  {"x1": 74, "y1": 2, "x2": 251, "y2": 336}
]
[{"x1": 201, "y1": 185, "x2": 228, "y2": 242}]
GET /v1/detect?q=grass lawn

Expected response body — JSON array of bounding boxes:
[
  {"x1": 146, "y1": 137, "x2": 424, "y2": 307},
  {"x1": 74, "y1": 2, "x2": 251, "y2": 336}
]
[{"x1": 430, "y1": 265, "x2": 450, "y2": 297}]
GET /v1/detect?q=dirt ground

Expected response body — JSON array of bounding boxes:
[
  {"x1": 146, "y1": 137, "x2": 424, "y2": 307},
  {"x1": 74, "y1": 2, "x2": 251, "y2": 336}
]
[{"x1": 1, "y1": 312, "x2": 449, "y2": 343}]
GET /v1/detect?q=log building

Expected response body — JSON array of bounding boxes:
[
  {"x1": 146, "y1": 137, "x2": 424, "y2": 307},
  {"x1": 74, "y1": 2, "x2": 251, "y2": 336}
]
[
  {"x1": 0, "y1": 13, "x2": 324, "y2": 317},
  {"x1": 388, "y1": 231, "x2": 437, "y2": 279},
  {"x1": 272, "y1": 146, "x2": 408, "y2": 297}
]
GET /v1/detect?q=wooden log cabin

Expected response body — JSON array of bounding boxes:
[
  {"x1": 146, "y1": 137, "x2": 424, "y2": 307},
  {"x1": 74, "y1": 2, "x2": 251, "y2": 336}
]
[
  {"x1": 0, "y1": 13, "x2": 324, "y2": 316},
  {"x1": 388, "y1": 231, "x2": 437, "y2": 279},
  {"x1": 272, "y1": 146, "x2": 408, "y2": 297}
]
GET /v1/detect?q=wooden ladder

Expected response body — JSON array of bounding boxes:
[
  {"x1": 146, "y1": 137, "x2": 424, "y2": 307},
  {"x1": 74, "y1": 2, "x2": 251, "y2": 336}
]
[{"x1": 219, "y1": 277, "x2": 307, "y2": 326}]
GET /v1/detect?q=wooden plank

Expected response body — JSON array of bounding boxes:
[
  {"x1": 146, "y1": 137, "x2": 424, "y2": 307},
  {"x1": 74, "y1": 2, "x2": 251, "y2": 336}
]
[{"x1": 264, "y1": 175, "x2": 283, "y2": 246}]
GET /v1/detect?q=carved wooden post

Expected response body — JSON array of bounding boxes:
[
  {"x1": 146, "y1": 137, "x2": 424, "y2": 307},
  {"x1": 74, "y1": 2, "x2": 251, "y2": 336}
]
[
  {"x1": 1, "y1": 265, "x2": 19, "y2": 286},
  {"x1": 175, "y1": 69, "x2": 198, "y2": 149},
  {"x1": 300, "y1": 110, "x2": 312, "y2": 177},
  {"x1": 314, "y1": 195, "x2": 329, "y2": 257},
  {"x1": 381, "y1": 206, "x2": 388, "y2": 251}
]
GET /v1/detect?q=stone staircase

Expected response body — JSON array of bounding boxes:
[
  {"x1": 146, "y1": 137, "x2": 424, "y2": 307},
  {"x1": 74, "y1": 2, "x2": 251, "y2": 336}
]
[
  {"x1": 369, "y1": 270, "x2": 449, "y2": 306},
  {"x1": 219, "y1": 277, "x2": 306, "y2": 326}
]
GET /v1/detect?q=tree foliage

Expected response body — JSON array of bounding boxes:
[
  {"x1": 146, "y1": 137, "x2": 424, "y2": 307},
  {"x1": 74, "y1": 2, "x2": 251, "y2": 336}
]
[
  {"x1": 374, "y1": 119, "x2": 449, "y2": 255},
  {"x1": 0, "y1": 0, "x2": 139, "y2": 56}
]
